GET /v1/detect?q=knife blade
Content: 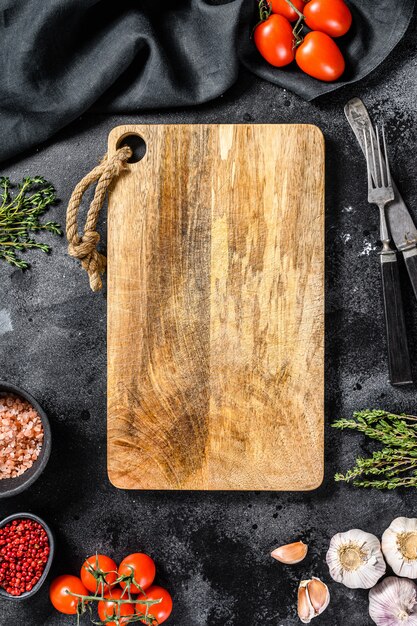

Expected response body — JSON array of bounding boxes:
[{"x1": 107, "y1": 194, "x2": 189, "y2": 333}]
[{"x1": 345, "y1": 97, "x2": 417, "y2": 299}]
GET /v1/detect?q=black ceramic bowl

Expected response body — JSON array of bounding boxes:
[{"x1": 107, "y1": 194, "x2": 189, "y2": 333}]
[
  {"x1": 0, "y1": 382, "x2": 51, "y2": 498},
  {"x1": 0, "y1": 512, "x2": 54, "y2": 600}
]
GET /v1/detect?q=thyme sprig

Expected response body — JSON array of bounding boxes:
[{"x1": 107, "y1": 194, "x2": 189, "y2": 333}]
[
  {"x1": 333, "y1": 409, "x2": 417, "y2": 489},
  {"x1": 0, "y1": 175, "x2": 61, "y2": 268}
]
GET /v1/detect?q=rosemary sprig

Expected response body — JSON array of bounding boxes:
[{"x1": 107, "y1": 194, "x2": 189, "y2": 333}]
[
  {"x1": 0, "y1": 175, "x2": 61, "y2": 268},
  {"x1": 332, "y1": 409, "x2": 417, "y2": 490}
]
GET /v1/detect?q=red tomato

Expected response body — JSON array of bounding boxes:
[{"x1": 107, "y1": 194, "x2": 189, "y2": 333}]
[
  {"x1": 254, "y1": 14, "x2": 295, "y2": 67},
  {"x1": 49, "y1": 575, "x2": 88, "y2": 615},
  {"x1": 98, "y1": 588, "x2": 134, "y2": 626},
  {"x1": 80, "y1": 554, "x2": 118, "y2": 594},
  {"x1": 270, "y1": 0, "x2": 305, "y2": 22},
  {"x1": 136, "y1": 586, "x2": 173, "y2": 625},
  {"x1": 118, "y1": 553, "x2": 156, "y2": 594},
  {"x1": 295, "y1": 31, "x2": 345, "y2": 81},
  {"x1": 304, "y1": 0, "x2": 352, "y2": 37}
]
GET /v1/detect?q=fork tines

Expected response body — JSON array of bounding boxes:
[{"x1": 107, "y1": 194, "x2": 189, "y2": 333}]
[{"x1": 363, "y1": 124, "x2": 394, "y2": 203}]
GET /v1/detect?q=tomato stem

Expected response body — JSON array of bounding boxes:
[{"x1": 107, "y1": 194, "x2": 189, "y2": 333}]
[
  {"x1": 284, "y1": 0, "x2": 304, "y2": 19},
  {"x1": 66, "y1": 572, "x2": 163, "y2": 626},
  {"x1": 251, "y1": 0, "x2": 272, "y2": 39},
  {"x1": 283, "y1": 0, "x2": 305, "y2": 45},
  {"x1": 292, "y1": 17, "x2": 304, "y2": 45},
  {"x1": 258, "y1": 0, "x2": 272, "y2": 21},
  {"x1": 69, "y1": 592, "x2": 160, "y2": 604}
]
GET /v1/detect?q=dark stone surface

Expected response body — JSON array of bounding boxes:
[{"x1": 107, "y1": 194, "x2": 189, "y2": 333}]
[{"x1": 1, "y1": 11, "x2": 417, "y2": 626}]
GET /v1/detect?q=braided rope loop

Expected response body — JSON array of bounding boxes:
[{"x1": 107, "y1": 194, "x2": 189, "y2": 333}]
[{"x1": 66, "y1": 145, "x2": 132, "y2": 291}]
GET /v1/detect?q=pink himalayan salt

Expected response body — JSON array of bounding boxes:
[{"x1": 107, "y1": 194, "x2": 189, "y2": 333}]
[{"x1": 0, "y1": 394, "x2": 44, "y2": 479}]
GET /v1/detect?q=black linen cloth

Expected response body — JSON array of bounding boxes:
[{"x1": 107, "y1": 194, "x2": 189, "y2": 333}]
[{"x1": 0, "y1": 0, "x2": 414, "y2": 164}]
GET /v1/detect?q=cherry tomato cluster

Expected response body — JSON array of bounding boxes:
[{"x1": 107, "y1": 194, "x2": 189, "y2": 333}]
[
  {"x1": 0, "y1": 519, "x2": 50, "y2": 596},
  {"x1": 254, "y1": 0, "x2": 352, "y2": 82},
  {"x1": 49, "y1": 552, "x2": 173, "y2": 626}
]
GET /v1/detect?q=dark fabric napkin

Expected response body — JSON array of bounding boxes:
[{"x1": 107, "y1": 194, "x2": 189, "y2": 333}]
[{"x1": 0, "y1": 0, "x2": 414, "y2": 164}]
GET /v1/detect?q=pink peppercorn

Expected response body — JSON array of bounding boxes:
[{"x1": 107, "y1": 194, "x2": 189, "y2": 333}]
[{"x1": 0, "y1": 519, "x2": 50, "y2": 596}]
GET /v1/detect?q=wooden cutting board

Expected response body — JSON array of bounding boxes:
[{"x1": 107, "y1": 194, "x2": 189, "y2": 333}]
[{"x1": 107, "y1": 124, "x2": 324, "y2": 491}]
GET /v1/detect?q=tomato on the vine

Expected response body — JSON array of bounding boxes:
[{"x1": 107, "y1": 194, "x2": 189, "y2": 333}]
[
  {"x1": 118, "y1": 553, "x2": 156, "y2": 594},
  {"x1": 98, "y1": 588, "x2": 134, "y2": 626},
  {"x1": 80, "y1": 554, "x2": 118, "y2": 594},
  {"x1": 270, "y1": 0, "x2": 305, "y2": 22},
  {"x1": 303, "y1": 0, "x2": 352, "y2": 38},
  {"x1": 295, "y1": 31, "x2": 345, "y2": 81},
  {"x1": 136, "y1": 586, "x2": 173, "y2": 625},
  {"x1": 49, "y1": 575, "x2": 88, "y2": 615},
  {"x1": 254, "y1": 13, "x2": 295, "y2": 67}
]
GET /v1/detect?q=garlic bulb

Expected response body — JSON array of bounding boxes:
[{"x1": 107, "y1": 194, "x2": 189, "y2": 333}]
[
  {"x1": 382, "y1": 517, "x2": 417, "y2": 578},
  {"x1": 326, "y1": 529, "x2": 386, "y2": 589},
  {"x1": 369, "y1": 576, "x2": 417, "y2": 626},
  {"x1": 271, "y1": 541, "x2": 308, "y2": 564},
  {"x1": 298, "y1": 577, "x2": 330, "y2": 624}
]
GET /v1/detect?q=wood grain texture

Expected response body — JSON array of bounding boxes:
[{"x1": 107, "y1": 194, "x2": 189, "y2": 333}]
[{"x1": 107, "y1": 124, "x2": 324, "y2": 490}]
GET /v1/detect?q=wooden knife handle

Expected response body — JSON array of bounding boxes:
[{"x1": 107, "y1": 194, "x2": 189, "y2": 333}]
[
  {"x1": 404, "y1": 247, "x2": 417, "y2": 301},
  {"x1": 380, "y1": 252, "x2": 413, "y2": 386}
]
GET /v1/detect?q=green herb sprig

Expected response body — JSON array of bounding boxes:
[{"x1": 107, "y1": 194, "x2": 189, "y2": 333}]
[
  {"x1": 0, "y1": 176, "x2": 61, "y2": 268},
  {"x1": 332, "y1": 409, "x2": 417, "y2": 490}
]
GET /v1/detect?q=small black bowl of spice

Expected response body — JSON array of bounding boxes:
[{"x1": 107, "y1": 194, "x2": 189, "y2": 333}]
[
  {"x1": 0, "y1": 513, "x2": 54, "y2": 600},
  {"x1": 0, "y1": 382, "x2": 51, "y2": 498}
]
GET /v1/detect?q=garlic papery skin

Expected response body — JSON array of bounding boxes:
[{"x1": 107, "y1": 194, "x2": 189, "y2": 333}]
[
  {"x1": 382, "y1": 517, "x2": 417, "y2": 578},
  {"x1": 326, "y1": 529, "x2": 386, "y2": 589},
  {"x1": 369, "y1": 576, "x2": 417, "y2": 626},
  {"x1": 271, "y1": 541, "x2": 308, "y2": 564},
  {"x1": 297, "y1": 578, "x2": 330, "y2": 624}
]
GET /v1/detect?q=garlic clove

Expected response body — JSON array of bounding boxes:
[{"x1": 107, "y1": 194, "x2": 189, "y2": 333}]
[
  {"x1": 271, "y1": 541, "x2": 308, "y2": 565},
  {"x1": 298, "y1": 578, "x2": 330, "y2": 624},
  {"x1": 298, "y1": 582, "x2": 313, "y2": 624},
  {"x1": 382, "y1": 517, "x2": 417, "y2": 579},
  {"x1": 307, "y1": 577, "x2": 330, "y2": 615},
  {"x1": 369, "y1": 576, "x2": 417, "y2": 626}
]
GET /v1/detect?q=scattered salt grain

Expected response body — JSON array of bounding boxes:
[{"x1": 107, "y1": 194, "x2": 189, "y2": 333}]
[
  {"x1": 0, "y1": 394, "x2": 44, "y2": 480},
  {"x1": 360, "y1": 241, "x2": 376, "y2": 256}
]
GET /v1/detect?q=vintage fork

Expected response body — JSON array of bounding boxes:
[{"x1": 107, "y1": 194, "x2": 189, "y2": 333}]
[{"x1": 364, "y1": 125, "x2": 412, "y2": 385}]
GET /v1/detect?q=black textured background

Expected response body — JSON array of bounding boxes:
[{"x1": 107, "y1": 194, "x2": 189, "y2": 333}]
[{"x1": 1, "y1": 10, "x2": 417, "y2": 626}]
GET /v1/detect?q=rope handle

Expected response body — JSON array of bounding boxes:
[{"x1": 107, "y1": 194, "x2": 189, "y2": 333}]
[{"x1": 66, "y1": 145, "x2": 132, "y2": 292}]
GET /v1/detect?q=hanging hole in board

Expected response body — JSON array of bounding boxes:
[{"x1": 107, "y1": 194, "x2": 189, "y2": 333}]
[{"x1": 117, "y1": 134, "x2": 147, "y2": 163}]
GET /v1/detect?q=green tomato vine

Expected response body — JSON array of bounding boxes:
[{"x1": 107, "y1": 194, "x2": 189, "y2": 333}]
[{"x1": 68, "y1": 559, "x2": 162, "y2": 626}]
